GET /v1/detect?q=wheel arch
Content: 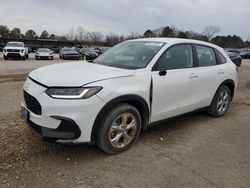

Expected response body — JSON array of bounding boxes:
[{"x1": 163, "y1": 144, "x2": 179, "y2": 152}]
[
  {"x1": 91, "y1": 94, "x2": 150, "y2": 142},
  {"x1": 216, "y1": 79, "x2": 235, "y2": 100}
]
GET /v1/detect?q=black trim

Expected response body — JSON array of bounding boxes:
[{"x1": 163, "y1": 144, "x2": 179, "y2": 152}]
[
  {"x1": 214, "y1": 79, "x2": 235, "y2": 100},
  {"x1": 91, "y1": 94, "x2": 150, "y2": 141},
  {"x1": 28, "y1": 76, "x2": 48, "y2": 88},
  {"x1": 192, "y1": 44, "x2": 199, "y2": 67},
  {"x1": 149, "y1": 78, "x2": 153, "y2": 117},
  {"x1": 148, "y1": 106, "x2": 209, "y2": 128},
  {"x1": 28, "y1": 116, "x2": 81, "y2": 141}
]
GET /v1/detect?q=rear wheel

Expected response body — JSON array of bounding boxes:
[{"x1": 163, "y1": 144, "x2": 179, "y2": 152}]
[
  {"x1": 96, "y1": 104, "x2": 141, "y2": 155},
  {"x1": 209, "y1": 85, "x2": 231, "y2": 117}
]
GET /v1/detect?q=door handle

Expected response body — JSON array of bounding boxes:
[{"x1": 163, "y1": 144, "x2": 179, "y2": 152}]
[
  {"x1": 188, "y1": 73, "x2": 199, "y2": 79},
  {"x1": 217, "y1": 70, "x2": 225, "y2": 74}
]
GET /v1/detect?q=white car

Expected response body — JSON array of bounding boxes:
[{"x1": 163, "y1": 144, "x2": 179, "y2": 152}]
[
  {"x1": 35, "y1": 48, "x2": 54, "y2": 60},
  {"x1": 3, "y1": 41, "x2": 29, "y2": 60},
  {"x1": 21, "y1": 38, "x2": 238, "y2": 154}
]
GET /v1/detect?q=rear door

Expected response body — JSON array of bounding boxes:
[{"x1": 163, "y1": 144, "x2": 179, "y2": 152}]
[
  {"x1": 151, "y1": 44, "x2": 201, "y2": 122},
  {"x1": 193, "y1": 45, "x2": 228, "y2": 107}
]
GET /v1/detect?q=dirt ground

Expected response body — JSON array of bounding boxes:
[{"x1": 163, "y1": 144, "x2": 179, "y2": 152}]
[{"x1": 0, "y1": 56, "x2": 250, "y2": 188}]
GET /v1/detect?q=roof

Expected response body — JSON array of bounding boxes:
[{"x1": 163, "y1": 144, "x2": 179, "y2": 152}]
[{"x1": 131, "y1": 37, "x2": 221, "y2": 49}]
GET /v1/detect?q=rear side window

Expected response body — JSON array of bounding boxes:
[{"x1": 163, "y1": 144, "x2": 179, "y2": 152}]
[
  {"x1": 196, "y1": 45, "x2": 216, "y2": 67},
  {"x1": 215, "y1": 49, "x2": 227, "y2": 64},
  {"x1": 156, "y1": 44, "x2": 193, "y2": 70}
]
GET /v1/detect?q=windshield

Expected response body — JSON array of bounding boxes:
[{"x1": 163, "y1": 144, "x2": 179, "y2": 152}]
[
  {"x1": 6, "y1": 43, "x2": 24, "y2": 47},
  {"x1": 95, "y1": 41, "x2": 164, "y2": 69},
  {"x1": 62, "y1": 48, "x2": 74, "y2": 52},
  {"x1": 37, "y1": 48, "x2": 51, "y2": 52}
]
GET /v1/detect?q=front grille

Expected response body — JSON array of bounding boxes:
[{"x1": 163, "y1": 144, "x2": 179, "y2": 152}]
[
  {"x1": 7, "y1": 49, "x2": 20, "y2": 52},
  {"x1": 24, "y1": 91, "x2": 42, "y2": 115}
]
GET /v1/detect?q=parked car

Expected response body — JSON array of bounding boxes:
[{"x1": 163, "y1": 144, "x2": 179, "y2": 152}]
[
  {"x1": 227, "y1": 49, "x2": 241, "y2": 55},
  {"x1": 79, "y1": 48, "x2": 98, "y2": 61},
  {"x1": 226, "y1": 51, "x2": 242, "y2": 67},
  {"x1": 3, "y1": 42, "x2": 29, "y2": 60},
  {"x1": 240, "y1": 50, "x2": 250, "y2": 59},
  {"x1": 59, "y1": 48, "x2": 80, "y2": 60},
  {"x1": 21, "y1": 38, "x2": 238, "y2": 154},
  {"x1": 35, "y1": 48, "x2": 54, "y2": 60},
  {"x1": 94, "y1": 47, "x2": 111, "y2": 55}
]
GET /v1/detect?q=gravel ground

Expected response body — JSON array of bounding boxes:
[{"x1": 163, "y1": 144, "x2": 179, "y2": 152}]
[{"x1": 0, "y1": 58, "x2": 250, "y2": 188}]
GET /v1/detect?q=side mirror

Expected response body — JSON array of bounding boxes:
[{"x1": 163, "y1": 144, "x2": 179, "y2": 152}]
[{"x1": 159, "y1": 70, "x2": 167, "y2": 76}]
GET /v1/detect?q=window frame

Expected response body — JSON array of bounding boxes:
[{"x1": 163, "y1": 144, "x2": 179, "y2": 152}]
[{"x1": 152, "y1": 43, "x2": 198, "y2": 71}]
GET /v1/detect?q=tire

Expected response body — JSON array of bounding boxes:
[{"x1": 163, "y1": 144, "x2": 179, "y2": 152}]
[
  {"x1": 22, "y1": 56, "x2": 26, "y2": 60},
  {"x1": 26, "y1": 54, "x2": 29, "y2": 59},
  {"x1": 4, "y1": 55, "x2": 8, "y2": 60},
  {"x1": 209, "y1": 85, "x2": 231, "y2": 117},
  {"x1": 96, "y1": 103, "x2": 141, "y2": 155}
]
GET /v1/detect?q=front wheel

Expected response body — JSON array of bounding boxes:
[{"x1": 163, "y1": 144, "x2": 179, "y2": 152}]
[
  {"x1": 209, "y1": 85, "x2": 231, "y2": 117},
  {"x1": 4, "y1": 55, "x2": 8, "y2": 60},
  {"x1": 96, "y1": 104, "x2": 141, "y2": 155}
]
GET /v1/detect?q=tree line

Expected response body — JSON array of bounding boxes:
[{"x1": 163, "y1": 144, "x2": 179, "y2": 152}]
[{"x1": 0, "y1": 24, "x2": 249, "y2": 48}]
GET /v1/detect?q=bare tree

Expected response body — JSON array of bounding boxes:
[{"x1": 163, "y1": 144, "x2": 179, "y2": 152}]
[
  {"x1": 66, "y1": 28, "x2": 75, "y2": 40},
  {"x1": 76, "y1": 27, "x2": 86, "y2": 41},
  {"x1": 203, "y1": 25, "x2": 221, "y2": 41},
  {"x1": 87, "y1": 31, "x2": 103, "y2": 43}
]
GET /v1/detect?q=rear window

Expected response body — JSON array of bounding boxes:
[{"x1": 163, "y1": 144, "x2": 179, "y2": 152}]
[
  {"x1": 215, "y1": 50, "x2": 227, "y2": 64},
  {"x1": 196, "y1": 45, "x2": 216, "y2": 67}
]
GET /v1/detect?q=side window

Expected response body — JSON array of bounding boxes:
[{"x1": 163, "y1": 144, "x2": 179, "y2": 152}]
[
  {"x1": 196, "y1": 45, "x2": 216, "y2": 67},
  {"x1": 156, "y1": 44, "x2": 193, "y2": 70},
  {"x1": 215, "y1": 49, "x2": 227, "y2": 64}
]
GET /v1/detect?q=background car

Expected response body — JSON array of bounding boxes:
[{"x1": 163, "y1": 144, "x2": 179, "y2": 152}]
[
  {"x1": 35, "y1": 48, "x2": 54, "y2": 60},
  {"x1": 226, "y1": 51, "x2": 242, "y2": 67},
  {"x1": 79, "y1": 48, "x2": 99, "y2": 62},
  {"x1": 240, "y1": 50, "x2": 250, "y2": 59},
  {"x1": 59, "y1": 48, "x2": 80, "y2": 60},
  {"x1": 227, "y1": 49, "x2": 241, "y2": 55},
  {"x1": 3, "y1": 41, "x2": 29, "y2": 60}
]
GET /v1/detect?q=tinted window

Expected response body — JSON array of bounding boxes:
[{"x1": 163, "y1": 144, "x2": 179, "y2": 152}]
[
  {"x1": 215, "y1": 50, "x2": 227, "y2": 64},
  {"x1": 156, "y1": 44, "x2": 193, "y2": 70},
  {"x1": 196, "y1": 45, "x2": 216, "y2": 67}
]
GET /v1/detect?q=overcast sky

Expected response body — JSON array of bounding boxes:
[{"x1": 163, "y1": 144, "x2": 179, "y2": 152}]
[{"x1": 0, "y1": 0, "x2": 249, "y2": 40}]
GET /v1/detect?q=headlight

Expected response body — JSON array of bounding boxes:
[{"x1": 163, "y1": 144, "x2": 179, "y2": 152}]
[
  {"x1": 21, "y1": 50, "x2": 24, "y2": 53},
  {"x1": 46, "y1": 87, "x2": 102, "y2": 99}
]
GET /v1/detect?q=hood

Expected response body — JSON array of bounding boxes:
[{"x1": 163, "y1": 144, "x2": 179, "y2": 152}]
[
  {"x1": 29, "y1": 61, "x2": 136, "y2": 87},
  {"x1": 36, "y1": 52, "x2": 52, "y2": 56},
  {"x1": 4, "y1": 46, "x2": 25, "y2": 50},
  {"x1": 62, "y1": 51, "x2": 78, "y2": 55}
]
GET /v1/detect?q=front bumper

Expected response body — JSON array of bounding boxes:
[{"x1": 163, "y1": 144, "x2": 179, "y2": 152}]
[
  {"x1": 21, "y1": 77, "x2": 105, "y2": 143},
  {"x1": 35, "y1": 55, "x2": 54, "y2": 60},
  {"x1": 27, "y1": 116, "x2": 81, "y2": 141},
  {"x1": 63, "y1": 54, "x2": 80, "y2": 59},
  {"x1": 3, "y1": 51, "x2": 26, "y2": 58}
]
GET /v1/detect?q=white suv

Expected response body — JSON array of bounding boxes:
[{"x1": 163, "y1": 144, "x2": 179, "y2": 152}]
[
  {"x1": 21, "y1": 38, "x2": 238, "y2": 154},
  {"x1": 3, "y1": 41, "x2": 29, "y2": 60}
]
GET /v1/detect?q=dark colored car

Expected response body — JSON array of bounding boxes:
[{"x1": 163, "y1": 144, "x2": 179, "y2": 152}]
[
  {"x1": 94, "y1": 47, "x2": 111, "y2": 55},
  {"x1": 227, "y1": 49, "x2": 241, "y2": 55},
  {"x1": 226, "y1": 51, "x2": 242, "y2": 67},
  {"x1": 59, "y1": 48, "x2": 80, "y2": 60},
  {"x1": 79, "y1": 48, "x2": 98, "y2": 62},
  {"x1": 240, "y1": 50, "x2": 250, "y2": 59}
]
